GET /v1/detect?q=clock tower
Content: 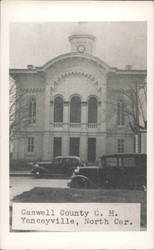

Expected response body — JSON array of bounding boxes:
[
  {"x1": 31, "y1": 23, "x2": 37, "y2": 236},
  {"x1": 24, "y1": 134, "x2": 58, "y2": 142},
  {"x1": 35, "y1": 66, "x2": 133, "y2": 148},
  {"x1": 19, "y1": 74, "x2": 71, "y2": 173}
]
[{"x1": 68, "y1": 23, "x2": 96, "y2": 54}]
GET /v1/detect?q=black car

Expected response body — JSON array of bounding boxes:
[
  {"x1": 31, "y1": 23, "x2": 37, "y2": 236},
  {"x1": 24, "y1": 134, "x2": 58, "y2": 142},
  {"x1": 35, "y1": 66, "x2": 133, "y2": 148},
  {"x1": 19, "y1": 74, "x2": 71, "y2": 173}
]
[
  {"x1": 68, "y1": 153, "x2": 146, "y2": 189},
  {"x1": 31, "y1": 156, "x2": 85, "y2": 177}
]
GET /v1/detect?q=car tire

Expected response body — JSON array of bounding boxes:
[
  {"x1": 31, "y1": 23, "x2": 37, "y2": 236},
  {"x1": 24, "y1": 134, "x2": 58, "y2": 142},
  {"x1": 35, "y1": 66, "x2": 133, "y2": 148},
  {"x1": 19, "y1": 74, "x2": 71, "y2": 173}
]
[
  {"x1": 73, "y1": 178, "x2": 88, "y2": 189},
  {"x1": 35, "y1": 170, "x2": 43, "y2": 178}
]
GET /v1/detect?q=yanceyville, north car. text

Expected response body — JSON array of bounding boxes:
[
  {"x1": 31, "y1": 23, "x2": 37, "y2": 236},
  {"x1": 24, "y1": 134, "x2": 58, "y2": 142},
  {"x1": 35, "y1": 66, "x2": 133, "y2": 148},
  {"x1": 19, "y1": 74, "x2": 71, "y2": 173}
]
[{"x1": 12, "y1": 203, "x2": 140, "y2": 231}]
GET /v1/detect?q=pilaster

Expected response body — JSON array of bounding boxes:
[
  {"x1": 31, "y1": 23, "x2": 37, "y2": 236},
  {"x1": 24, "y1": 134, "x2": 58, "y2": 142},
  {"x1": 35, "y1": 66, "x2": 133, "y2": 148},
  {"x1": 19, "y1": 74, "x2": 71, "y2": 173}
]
[
  {"x1": 63, "y1": 101, "x2": 69, "y2": 130},
  {"x1": 62, "y1": 135, "x2": 69, "y2": 156},
  {"x1": 43, "y1": 132, "x2": 51, "y2": 160},
  {"x1": 42, "y1": 85, "x2": 51, "y2": 160},
  {"x1": 44, "y1": 85, "x2": 50, "y2": 130},
  {"x1": 80, "y1": 134, "x2": 88, "y2": 162},
  {"x1": 96, "y1": 133, "x2": 106, "y2": 160},
  {"x1": 81, "y1": 101, "x2": 87, "y2": 131}
]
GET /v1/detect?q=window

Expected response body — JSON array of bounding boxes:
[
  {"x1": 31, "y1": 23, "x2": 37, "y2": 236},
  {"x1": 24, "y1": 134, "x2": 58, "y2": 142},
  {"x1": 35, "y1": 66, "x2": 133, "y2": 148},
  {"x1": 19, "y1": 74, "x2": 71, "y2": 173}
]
[
  {"x1": 88, "y1": 97, "x2": 97, "y2": 123},
  {"x1": 70, "y1": 137, "x2": 80, "y2": 156},
  {"x1": 54, "y1": 96, "x2": 63, "y2": 122},
  {"x1": 70, "y1": 96, "x2": 81, "y2": 123},
  {"x1": 28, "y1": 137, "x2": 34, "y2": 153},
  {"x1": 54, "y1": 158, "x2": 63, "y2": 165},
  {"x1": 117, "y1": 139, "x2": 124, "y2": 153},
  {"x1": 88, "y1": 138, "x2": 96, "y2": 162},
  {"x1": 53, "y1": 137, "x2": 62, "y2": 158},
  {"x1": 123, "y1": 157, "x2": 135, "y2": 167},
  {"x1": 106, "y1": 157, "x2": 117, "y2": 167},
  {"x1": 29, "y1": 96, "x2": 36, "y2": 124},
  {"x1": 117, "y1": 100, "x2": 125, "y2": 125}
]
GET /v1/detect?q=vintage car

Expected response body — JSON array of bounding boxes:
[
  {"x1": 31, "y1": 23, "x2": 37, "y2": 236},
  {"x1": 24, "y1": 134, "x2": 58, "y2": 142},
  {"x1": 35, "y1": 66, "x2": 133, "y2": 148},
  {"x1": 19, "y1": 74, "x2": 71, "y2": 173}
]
[
  {"x1": 31, "y1": 156, "x2": 85, "y2": 177},
  {"x1": 67, "y1": 153, "x2": 146, "y2": 189}
]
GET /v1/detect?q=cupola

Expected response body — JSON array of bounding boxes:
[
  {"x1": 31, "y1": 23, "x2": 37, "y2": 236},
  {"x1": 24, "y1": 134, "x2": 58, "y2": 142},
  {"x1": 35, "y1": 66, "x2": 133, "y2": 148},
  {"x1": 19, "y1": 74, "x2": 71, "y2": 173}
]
[{"x1": 68, "y1": 22, "x2": 96, "y2": 55}]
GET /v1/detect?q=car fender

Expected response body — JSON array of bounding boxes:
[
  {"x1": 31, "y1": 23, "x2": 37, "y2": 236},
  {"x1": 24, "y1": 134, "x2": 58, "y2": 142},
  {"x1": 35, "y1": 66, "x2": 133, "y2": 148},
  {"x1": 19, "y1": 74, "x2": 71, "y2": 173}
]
[
  {"x1": 71, "y1": 174, "x2": 89, "y2": 181},
  {"x1": 32, "y1": 166, "x2": 49, "y2": 173},
  {"x1": 70, "y1": 175, "x2": 98, "y2": 188}
]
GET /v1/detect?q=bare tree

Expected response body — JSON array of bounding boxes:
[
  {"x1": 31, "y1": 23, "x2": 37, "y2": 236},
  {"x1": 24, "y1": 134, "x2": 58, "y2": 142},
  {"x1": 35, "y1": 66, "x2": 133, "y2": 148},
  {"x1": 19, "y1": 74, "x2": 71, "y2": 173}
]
[
  {"x1": 9, "y1": 77, "x2": 29, "y2": 145},
  {"x1": 106, "y1": 79, "x2": 147, "y2": 153},
  {"x1": 120, "y1": 83, "x2": 146, "y2": 132}
]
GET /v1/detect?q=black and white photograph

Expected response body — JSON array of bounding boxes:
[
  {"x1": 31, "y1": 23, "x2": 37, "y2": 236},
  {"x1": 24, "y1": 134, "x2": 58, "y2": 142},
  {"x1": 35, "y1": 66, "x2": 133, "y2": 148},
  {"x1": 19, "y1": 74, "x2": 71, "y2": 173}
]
[
  {"x1": 9, "y1": 21, "x2": 147, "y2": 231},
  {"x1": 0, "y1": 1, "x2": 154, "y2": 249}
]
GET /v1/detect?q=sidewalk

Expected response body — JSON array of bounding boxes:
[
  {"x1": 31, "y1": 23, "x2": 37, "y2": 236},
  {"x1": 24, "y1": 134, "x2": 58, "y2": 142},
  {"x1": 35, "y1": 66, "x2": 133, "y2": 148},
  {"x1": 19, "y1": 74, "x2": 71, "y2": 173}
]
[
  {"x1": 10, "y1": 171, "x2": 69, "y2": 178},
  {"x1": 10, "y1": 171, "x2": 32, "y2": 176}
]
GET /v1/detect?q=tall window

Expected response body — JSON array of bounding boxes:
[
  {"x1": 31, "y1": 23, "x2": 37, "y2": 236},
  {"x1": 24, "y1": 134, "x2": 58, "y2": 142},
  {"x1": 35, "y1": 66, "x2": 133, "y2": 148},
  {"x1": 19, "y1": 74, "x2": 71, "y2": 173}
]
[
  {"x1": 117, "y1": 100, "x2": 125, "y2": 125},
  {"x1": 53, "y1": 137, "x2": 62, "y2": 158},
  {"x1": 88, "y1": 138, "x2": 96, "y2": 162},
  {"x1": 29, "y1": 96, "x2": 36, "y2": 124},
  {"x1": 54, "y1": 96, "x2": 63, "y2": 122},
  {"x1": 88, "y1": 97, "x2": 97, "y2": 123},
  {"x1": 70, "y1": 96, "x2": 81, "y2": 123},
  {"x1": 28, "y1": 137, "x2": 34, "y2": 153},
  {"x1": 117, "y1": 139, "x2": 124, "y2": 153},
  {"x1": 70, "y1": 137, "x2": 80, "y2": 156}
]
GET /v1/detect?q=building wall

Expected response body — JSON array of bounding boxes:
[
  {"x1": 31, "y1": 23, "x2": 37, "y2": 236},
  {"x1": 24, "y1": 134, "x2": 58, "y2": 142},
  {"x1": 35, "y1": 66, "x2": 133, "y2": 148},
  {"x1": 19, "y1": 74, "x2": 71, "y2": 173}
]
[{"x1": 11, "y1": 56, "x2": 146, "y2": 162}]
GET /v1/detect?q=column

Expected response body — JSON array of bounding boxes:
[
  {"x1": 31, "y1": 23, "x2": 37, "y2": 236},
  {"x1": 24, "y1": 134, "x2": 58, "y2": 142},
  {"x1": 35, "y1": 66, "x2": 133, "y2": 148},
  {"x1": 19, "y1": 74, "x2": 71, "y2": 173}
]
[
  {"x1": 44, "y1": 84, "x2": 50, "y2": 130},
  {"x1": 97, "y1": 101, "x2": 101, "y2": 129},
  {"x1": 80, "y1": 134, "x2": 87, "y2": 162},
  {"x1": 99, "y1": 82, "x2": 106, "y2": 131},
  {"x1": 62, "y1": 135, "x2": 69, "y2": 156},
  {"x1": 96, "y1": 133, "x2": 106, "y2": 161},
  {"x1": 63, "y1": 101, "x2": 69, "y2": 130},
  {"x1": 50, "y1": 100, "x2": 54, "y2": 129},
  {"x1": 43, "y1": 85, "x2": 51, "y2": 160},
  {"x1": 81, "y1": 101, "x2": 87, "y2": 131}
]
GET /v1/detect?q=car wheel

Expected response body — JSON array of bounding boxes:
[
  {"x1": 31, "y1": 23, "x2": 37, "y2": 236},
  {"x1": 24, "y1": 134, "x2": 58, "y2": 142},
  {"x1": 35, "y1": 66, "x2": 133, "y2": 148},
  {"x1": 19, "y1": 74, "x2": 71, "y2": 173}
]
[
  {"x1": 73, "y1": 178, "x2": 88, "y2": 189},
  {"x1": 35, "y1": 171, "x2": 43, "y2": 178}
]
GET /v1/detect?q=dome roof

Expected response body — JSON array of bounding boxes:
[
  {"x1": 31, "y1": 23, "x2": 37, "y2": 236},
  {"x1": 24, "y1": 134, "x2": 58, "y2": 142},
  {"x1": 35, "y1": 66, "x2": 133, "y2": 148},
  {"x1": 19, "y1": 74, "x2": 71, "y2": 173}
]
[{"x1": 71, "y1": 22, "x2": 94, "y2": 36}]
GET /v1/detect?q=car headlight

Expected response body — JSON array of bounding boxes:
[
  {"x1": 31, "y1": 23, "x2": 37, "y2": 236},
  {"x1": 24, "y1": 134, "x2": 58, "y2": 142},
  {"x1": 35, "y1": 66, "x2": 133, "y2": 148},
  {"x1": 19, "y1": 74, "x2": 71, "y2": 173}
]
[{"x1": 74, "y1": 166, "x2": 80, "y2": 174}]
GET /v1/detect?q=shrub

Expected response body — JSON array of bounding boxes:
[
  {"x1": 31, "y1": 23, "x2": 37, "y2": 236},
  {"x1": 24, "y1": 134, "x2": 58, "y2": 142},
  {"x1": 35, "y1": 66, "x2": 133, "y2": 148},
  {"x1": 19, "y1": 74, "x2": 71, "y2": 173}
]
[{"x1": 10, "y1": 160, "x2": 32, "y2": 171}]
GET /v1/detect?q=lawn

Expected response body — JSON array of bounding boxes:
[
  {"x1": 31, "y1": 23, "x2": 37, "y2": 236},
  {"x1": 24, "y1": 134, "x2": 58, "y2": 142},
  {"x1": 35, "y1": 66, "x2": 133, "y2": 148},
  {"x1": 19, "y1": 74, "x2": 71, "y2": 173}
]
[{"x1": 13, "y1": 187, "x2": 146, "y2": 228}]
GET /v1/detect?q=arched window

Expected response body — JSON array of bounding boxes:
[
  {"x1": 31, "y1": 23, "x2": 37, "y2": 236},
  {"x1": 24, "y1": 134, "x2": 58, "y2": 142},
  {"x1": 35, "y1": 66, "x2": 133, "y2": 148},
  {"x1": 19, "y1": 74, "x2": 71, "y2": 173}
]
[
  {"x1": 117, "y1": 100, "x2": 125, "y2": 125},
  {"x1": 29, "y1": 96, "x2": 36, "y2": 123},
  {"x1": 54, "y1": 96, "x2": 63, "y2": 122},
  {"x1": 88, "y1": 97, "x2": 97, "y2": 123},
  {"x1": 70, "y1": 96, "x2": 81, "y2": 123}
]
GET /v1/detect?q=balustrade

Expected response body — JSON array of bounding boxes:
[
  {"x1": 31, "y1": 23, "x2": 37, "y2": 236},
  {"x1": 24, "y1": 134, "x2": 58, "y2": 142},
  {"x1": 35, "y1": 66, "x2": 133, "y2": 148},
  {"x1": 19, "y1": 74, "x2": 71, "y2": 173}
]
[
  {"x1": 88, "y1": 123, "x2": 97, "y2": 128},
  {"x1": 53, "y1": 122, "x2": 98, "y2": 128},
  {"x1": 70, "y1": 123, "x2": 81, "y2": 128},
  {"x1": 54, "y1": 122, "x2": 63, "y2": 128}
]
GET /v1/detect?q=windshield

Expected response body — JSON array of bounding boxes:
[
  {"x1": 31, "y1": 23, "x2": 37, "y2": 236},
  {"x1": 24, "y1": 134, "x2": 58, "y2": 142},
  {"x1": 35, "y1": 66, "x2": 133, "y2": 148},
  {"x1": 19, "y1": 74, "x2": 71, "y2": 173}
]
[
  {"x1": 123, "y1": 157, "x2": 135, "y2": 167},
  {"x1": 105, "y1": 157, "x2": 117, "y2": 167}
]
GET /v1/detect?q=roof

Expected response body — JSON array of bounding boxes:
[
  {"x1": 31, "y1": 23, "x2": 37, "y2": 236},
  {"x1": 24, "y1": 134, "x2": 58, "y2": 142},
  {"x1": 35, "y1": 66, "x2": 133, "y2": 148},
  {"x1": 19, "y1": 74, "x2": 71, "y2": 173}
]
[
  {"x1": 9, "y1": 52, "x2": 110, "y2": 73},
  {"x1": 101, "y1": 153, "x2": 146, "y2": 158},
  {"x1": 55, "y1": 156, "x2": 81, "y2": 160}
]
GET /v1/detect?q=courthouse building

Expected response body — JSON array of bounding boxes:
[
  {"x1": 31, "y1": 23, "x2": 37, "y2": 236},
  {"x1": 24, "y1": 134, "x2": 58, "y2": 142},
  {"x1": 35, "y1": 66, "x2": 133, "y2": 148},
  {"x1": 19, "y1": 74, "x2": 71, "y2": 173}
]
[{"x1": 10, "y1": 25, "x2": 146, "y2": 162}]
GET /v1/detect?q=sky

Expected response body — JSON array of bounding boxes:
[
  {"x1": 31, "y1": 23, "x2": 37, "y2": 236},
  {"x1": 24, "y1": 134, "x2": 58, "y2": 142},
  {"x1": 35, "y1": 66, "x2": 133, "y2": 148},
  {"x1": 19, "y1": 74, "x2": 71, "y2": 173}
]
[{"x1": 10, "y1": 22, "x2": 147, "y2": 70}]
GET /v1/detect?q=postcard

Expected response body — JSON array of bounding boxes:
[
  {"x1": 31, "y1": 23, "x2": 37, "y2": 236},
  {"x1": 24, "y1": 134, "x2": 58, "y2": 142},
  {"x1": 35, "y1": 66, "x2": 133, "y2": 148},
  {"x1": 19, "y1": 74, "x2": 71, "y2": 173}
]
[{"x1": 0, "y1": 1, "x2": 154, "y2": 249}]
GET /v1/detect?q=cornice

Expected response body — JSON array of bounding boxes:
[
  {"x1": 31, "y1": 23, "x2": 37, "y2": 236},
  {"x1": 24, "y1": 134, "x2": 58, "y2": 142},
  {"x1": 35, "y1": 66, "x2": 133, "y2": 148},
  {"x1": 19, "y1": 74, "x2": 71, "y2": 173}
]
[
  {"x1": 21, "y1": 87, "x2": 45, "y2": 93},
  {"x1": 108, "y1": 68, "x2": 147, "y2": 75},
  {"x1": 42, "y1": 52, "x2": 110, "y2": 71}
]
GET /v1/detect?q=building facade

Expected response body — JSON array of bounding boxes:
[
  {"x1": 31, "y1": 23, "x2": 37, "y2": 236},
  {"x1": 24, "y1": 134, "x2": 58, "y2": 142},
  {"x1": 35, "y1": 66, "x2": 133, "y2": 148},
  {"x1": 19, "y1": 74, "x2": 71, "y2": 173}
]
[{"x1": 10, "y1": 26, "x2": 146, "y2": 163}]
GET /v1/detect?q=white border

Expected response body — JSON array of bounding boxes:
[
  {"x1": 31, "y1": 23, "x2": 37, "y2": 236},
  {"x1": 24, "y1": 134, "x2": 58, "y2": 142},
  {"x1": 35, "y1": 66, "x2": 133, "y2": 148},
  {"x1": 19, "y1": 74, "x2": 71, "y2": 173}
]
[{"x1": 0, "y1": 1, "x2": 154, "y2": 249}]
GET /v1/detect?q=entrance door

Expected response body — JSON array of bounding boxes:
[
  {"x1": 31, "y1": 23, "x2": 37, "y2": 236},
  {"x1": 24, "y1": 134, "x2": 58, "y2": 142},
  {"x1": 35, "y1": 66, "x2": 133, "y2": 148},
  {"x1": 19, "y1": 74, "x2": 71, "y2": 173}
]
[
  {"x1": 70, "y1": 137, "x2": 80, "y2": 156},
  {"x1": 53, "y1": 137, "x2": 62, "y2": 158},
  {"x1": 88, "y1": 138, "x2": 96, "y2": 162}
]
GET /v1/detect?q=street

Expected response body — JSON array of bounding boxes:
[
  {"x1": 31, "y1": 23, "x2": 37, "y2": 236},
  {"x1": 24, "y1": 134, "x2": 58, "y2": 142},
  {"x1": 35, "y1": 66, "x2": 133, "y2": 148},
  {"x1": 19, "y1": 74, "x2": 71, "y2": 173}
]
[{"x1": 10, "y1": 176, "x2": 69, "y2": 201}]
